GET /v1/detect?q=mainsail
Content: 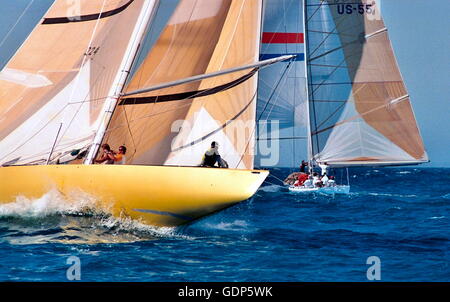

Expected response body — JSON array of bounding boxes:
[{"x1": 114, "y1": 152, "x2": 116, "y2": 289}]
[
  {"x1": 304, "y1": 0, "x2": 428, "y2": 166},
  {"x1": 101, "y1": 0, "x2": 263, "y2": 169},
  {"x1": 0, "y1": 0, "x2": 153, "y2": 166}
]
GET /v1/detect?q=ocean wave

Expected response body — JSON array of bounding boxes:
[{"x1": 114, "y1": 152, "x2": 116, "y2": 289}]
[
  {"x1": 427, "y1": 216, "x2": 446, "y2": 220},
  {"x1": 0, "y1": 189, "x2": 100, "y2": 218},
  {"x1": 400, "y1": 171, "x2": 413, "y2": 174},
  {"x1": 259, "y1": 184, "x2": 284, "y2": 193},
  {"x1": 204, "y1": 219, "x2": 249, "y2": 232},
  {"x1": 368, "y1": 192, "x2": 417, "y2": 198},
  {"x1": 0, "y1": 190, "x2": 189, "y2": 244}
]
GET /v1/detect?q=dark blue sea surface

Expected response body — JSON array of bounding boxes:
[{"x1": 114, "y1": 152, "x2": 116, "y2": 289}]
[{"x1": 0, "y1": 167, "x2": 449, "y2": 281}]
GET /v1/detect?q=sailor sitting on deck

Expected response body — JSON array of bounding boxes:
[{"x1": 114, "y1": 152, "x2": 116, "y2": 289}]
[
  {"x1": 302, "y1": 176, "x2": 314, "y2": 188},
  {"x1": 114, "y1": 145, "x2": 127, "y2": 165},
  {"x1": 200, "y1": 141, "x2": 228, "y2": 168},
  {"x1": 95, "y1": 144, "x2": 115, "y2": 165},
  {"x1": 294, "y1": 172, "x2": 309, "y2": 187},
  {"x1": 326, "y1": 176, "x2": 336, "y2": 187}
]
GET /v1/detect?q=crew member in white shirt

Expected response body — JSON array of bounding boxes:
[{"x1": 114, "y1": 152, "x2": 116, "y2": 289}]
[
  {"x1": 318, "y1": 162, "x2": 329, "y2": 176},
  {"x1": 303, "y1": 176, "x2": 314, "y2": 188},
  {"x1": 321, "y1": 173, "x2": 329, "y2": 186}
]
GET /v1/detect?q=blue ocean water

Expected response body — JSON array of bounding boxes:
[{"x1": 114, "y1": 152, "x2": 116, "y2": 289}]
[{"x1": 0, "y1": 167, "x2": 449, "y2": 281}]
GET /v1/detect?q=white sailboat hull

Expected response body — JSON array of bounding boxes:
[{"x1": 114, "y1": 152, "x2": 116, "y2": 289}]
[{"x1": 288, "y1": 185, "x2": 350, "y2": 194}]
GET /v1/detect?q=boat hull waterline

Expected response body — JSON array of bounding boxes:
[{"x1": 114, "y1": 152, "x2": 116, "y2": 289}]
[{"x1": 0, "y1": 165, "x2": 269, "y2": 227}]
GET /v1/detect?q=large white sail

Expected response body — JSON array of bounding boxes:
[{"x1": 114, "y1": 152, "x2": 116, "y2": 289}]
[
  {"x1": 304, "y1": 0, "x2": 428, "y2": 166},
  {"x1": 0, "y1": 0, "x2": 152, "y2": 166}
]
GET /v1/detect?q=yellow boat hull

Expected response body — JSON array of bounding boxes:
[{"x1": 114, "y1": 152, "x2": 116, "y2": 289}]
[{"x1": 0, "y1": 165, "x2": 268, "y2": 227}]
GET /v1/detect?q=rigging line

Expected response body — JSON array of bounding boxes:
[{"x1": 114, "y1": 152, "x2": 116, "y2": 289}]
[
  {"x1": 313, "y1": 100, "x2": 347, "y2": 132},
  {"x1": 217, "y1": 0, "x2": 245, "y2": 71},
  {"x1": 5, "y1": 131, "x2": 94, "y2": 165},
  {"x1": 308, "y1": 38, "x2": 359, "y2": 62},
  {"x1": 257, "y1": 137, "x2": 308, "y2": 141},
  {"x1": 122, "y1": 106, "x2": 138, "y2": 160},
  {"x1": 133, "y1": 0, "x2": 198, "y2": 92},
  {"x1": 127, "y1": 68, "x2": 259, "y2": 124},
  {"x1": 171, "y1": 91, "x2": 257, "y2": 153},
  {"x1": 0, "y1": 104, "x2": 68, "y2": 162},
  {"x1": 304, "y1": 3, "x2": 320, "y2": 158},
  {"x1": 58, "y1": 64, "x2": 108, "y2": 144},
  {"x1": 311, "y1": 97, "x2": 410, "y2": 136},
  {"x1": 236, "y1": 59, "x2": 294, "y2": 168},
  {"x1": 305, "y1": 0, "x2": 324, "y2": 23},
  {"x1": 0, "y1": 0, "x2": 35, "y2": 50},
  {"x1": 102, "y1": 67, "x2": 258, "y2": 135},
  {"x1": 268, "y1": 173, "x2": 286, "y2": 185},
  {"x1": 57, "y1": 0, "x2": 109, "y2": 145},
  {"x1": 67, "y1": 95, "x2": 109, "y2": 105},
  {"x1": 264, "y1": 180, "x2": 281, "y2": 187},
  {"x1": 283, "y1": 0, "x2": 288, "y2": 55},
  {"x1": 309, "y1": 13, "x2": 348, "y2": 57},
  {"x1": 85, "y1": 0, "x2": 154, "y2": 164},
  {"x1": 309, "y1": 57, "x2": 348, "y2": 133},
  {"x1": 311, "y1": 57, "x2": 346, "y2": 95},
  {"x1": 103, "y1": 99, "x2": 194, "y2": 133},
  {"x1": 256, "y1": 61, "x2": 293, "y2": 122},
  {"x1": 264, "y1": 64, "x2": 293, "y2": 122}
]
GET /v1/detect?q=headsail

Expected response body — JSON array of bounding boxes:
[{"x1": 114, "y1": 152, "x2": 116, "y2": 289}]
[
  {"x1": 256, "y1": 0, "x2": 309, "y2": 167},
  {"x1": 305, "y1": 0, "x2": 428, "y2": 166},
  {"x1": 101, "y1": 0, "x2": 263, "y2": 169},
  {"x1": 0, "y1": 0, "x2": 152, "y2": 166}
]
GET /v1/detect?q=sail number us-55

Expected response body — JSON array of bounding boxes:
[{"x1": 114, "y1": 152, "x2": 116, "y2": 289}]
[{"x1": 337, "y1": 3, "x2": 374, "y2": 15}]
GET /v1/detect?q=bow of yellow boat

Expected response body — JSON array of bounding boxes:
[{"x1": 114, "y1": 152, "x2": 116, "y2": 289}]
[{"x1": 0, "y1": 165, "x2": 269, "y2": 226}]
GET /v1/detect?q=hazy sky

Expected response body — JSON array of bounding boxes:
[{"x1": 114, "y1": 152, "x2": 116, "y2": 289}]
[{"x1": 0, "y1": 0, "x2": 448, "y2": 167}]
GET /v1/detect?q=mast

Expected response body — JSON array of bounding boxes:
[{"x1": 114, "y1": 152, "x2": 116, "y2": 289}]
[
  {"x1": 302, "y1": 0, "x2": 313, "y2": 165},
  {"x1": 84, "y1": 0, "x2": 158, "y2": 164}
]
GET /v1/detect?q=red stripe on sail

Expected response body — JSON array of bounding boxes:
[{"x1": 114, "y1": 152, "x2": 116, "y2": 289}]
[{"x1": 262, "y1": 32, "x2": 304, "y2": 44}]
